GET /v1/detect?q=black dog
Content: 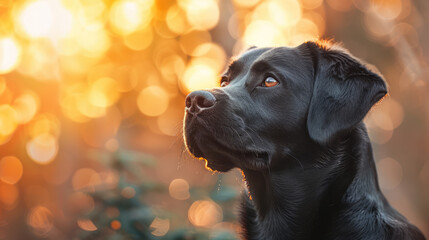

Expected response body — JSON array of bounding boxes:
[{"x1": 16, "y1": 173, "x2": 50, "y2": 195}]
[{"x1": 183, "y1": 41, "x2": 425, "y2": 240}]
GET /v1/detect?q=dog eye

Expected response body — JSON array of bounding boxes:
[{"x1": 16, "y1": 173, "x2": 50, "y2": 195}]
[
  {"x1": 220, "y1": 81, "x2": 229, "y2": 87},
  {"x1": 263, "y1": 76, "x2": 279, "y2": 87},
  {"x1": 220, "y1": 76, "x2": 229, "y2": 87}
]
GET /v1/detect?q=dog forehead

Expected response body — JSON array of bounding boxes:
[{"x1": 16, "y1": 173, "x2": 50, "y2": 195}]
[
  {"x1": 237, "y1": 47, "x2": 271, "y2": 62},
  {"x1": 259, "y1": 47, "x2": 307, "y2": 66},
  {"x1": 237, "y1": 47, "x2": 308, "y2": 70}
]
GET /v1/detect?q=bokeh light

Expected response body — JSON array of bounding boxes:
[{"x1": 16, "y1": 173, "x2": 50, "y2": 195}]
[
  {"x1": 121, "y1": 186, "x2": 136, "y2": 199},
  {"x1": 72, "y1": 168, "x2": 100, "y2": 191},
  {"x1": 181, "y1": 60, "x2": 219, "y2": 93},
  {"x1": 88, "y1": 77, "x2": 120, "y2": 108},
  {"x1": 233, "y1": 0, "x2": 261, "y2": 8},
  {"x1": 0, "y1": 0, "x2": 427, "y2": 238},
  {"x1": 13, "y1": 92, "x2": 39, "y2": 124},
  {"x1": 0, "y1": 105, "x2": 18, "y2": 137},
  {"x1": 137, "y1": 86, "x2": 169, "y2": 117},
  {"x1": 16, "y1": 0, "x2": 54, "y2": 38},
  {"x1": 27, "y1": 206, "x2": 54, "y2": 236},
  {"x1": 0, "y1": 156, "x2": 23, "y2": 185},
  {"x1": 188, "y1": 200, "x2": 223, "y2": 227},
  {"x1": 150, "y1": 217, "x2": 170, "y2": 237},
  {"x1": 243, "y1": 20, "x2": 287, "y2": 47},
  {"x1": 166, "y1": 5, "x2": 188, "y2": 34},
  {"x1": 0, "y1": 37, "x2": 22, "y2": 74},
  {"x1": 182, "y1": 0, "x2": 219, "y2": 30},
  {"x1": 26, "y1": 133, "x2": 59, "y2": 165},
  {"x1": 110, "y1": 220, "x2": 121, "y2": 230},
  {"x1": 77, "y1": 219, "x2": 98, "y2": 232},
  {"x1": 109, "y1": 0, "x2": 154, "y2": 35},
  {"x1": 169, "y1": 178, "x2": 190, "y2": 200}
]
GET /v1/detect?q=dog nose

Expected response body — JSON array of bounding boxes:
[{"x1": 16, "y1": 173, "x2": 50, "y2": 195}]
[{"x1": 185, "y1": 90, "x2": 216, "y2": 114}]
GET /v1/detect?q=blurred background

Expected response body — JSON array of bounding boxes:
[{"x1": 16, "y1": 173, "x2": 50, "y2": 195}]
[{"x1": 0, "y1": 0, "x2": 428, "y2": 239}]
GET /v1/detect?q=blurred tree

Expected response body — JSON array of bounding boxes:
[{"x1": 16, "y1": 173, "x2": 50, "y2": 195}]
[{"x1": 78, "y1": 149, "x2": 239, "y2": 240}]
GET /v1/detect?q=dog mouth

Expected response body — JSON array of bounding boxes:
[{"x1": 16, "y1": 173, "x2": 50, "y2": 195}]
[
  {"x1": 186, "y1": 134, "x2": 270, "y2": 172},
  {"x1": 184, "y1": 108, "x2": 270, "y2": 172}
]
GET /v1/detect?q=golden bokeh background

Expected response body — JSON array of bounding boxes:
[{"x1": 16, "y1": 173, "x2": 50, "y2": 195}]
[{"x1": 0, "y1": 0, "x2": 428, "y2": 239}]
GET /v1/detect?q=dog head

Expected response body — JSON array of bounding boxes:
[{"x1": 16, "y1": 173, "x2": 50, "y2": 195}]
[{"x1": 183, "y1": 41, "x2": 387, "y2": 172}]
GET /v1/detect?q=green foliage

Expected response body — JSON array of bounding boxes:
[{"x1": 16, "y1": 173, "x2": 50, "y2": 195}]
[{"x1": 78, "y1": 148, "x2": 240, "y2": 240}]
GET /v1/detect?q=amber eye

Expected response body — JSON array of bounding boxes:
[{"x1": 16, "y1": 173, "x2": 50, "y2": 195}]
[
  {"x1": 263, "y1": 76, "x2": 279, "y2": 87},
  {"x1": 220, "y1": 76, "x2": 229, "y2": 87}
]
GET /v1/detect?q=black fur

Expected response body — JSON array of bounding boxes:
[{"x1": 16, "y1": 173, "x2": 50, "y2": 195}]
[{"x1": 183, "y1": 41, "x2": 425, "y2": 240}]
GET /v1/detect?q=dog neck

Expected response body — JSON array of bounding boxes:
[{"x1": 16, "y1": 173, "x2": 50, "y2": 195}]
[{"x1": 240, "y1": 124, "x2": 383, "y2": 239}]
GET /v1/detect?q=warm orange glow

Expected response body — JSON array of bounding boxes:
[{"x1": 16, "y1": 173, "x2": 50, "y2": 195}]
[
  {"x1": 232, "y1": 0, "x2": 261, "y2": 8},
  {"x1": 203, "y1": 158, "x2": 217, "y2": 172},
  {"x1": 137, "y1": 86, "x2": 169, "y2": 117},
  {"x1": 124, "y1": 27, "x2": 153, "y2": 51},
  {"x1": 60, "y1": 83, "x2": 91, "y2": 122},
  {"x1": 365, "y1": 98, "x2": 404, "y2": 145},
  {"x1": 77, "y1": 219, "x2": 98, "y2": 231},
  {"x1": 88, "y1": 77, "x2": 120, "y2": 108},
  {"x1": 28, "y1": 114, "x2": 60, "y2": 139},
  {"x1": 0, "y1": 105, "x2": 18, "y2": 137},
  {"x1": 105, "y1": 138, "x2": 119, "y2": 152},
  {"x1": 13, "y1": 92, "x2": 39, "y2": 124},
  {"x1": 371, "y1": 0, "x2": 403, "y2": 20},
  {"x1": 157, "y1": 107, "x2": 183, "y2": 136},
  {"x1": 301, "y1": 0, "x2": 323, "y2": 9},
  {"x1": 77, "y1": 23, "x2": 111, "y2": 58},
  {"x1": 181, "y1": 60, "x2": 220, "y2": 93},
  {"x1": 110, "y1": 220, "x2": 121, "y2": 230},
  {"x1": 378, "y1": 98, "x2": 404, "y2": 130},
  {"x1": 169, "y1": 178, "x2": 190, "y2": 200},
  {"x1": 69, "y1": 192, "x2": 95, "y2": 214},
  {"x1": 166, "y1": 5, "x2": 188, "y2": 34},
  {"x1": 252, "y1": 0, "x2": 302, "y2": 29},
  {"x1": 27, "y1": 206, "x2": 54, "y2": 236},
  {"x1": 17, "y1": 40, "x2": 59, "y2": 81},
  {"x1": 109, "y1": 0, "x2": 153, "y2": 35},
  {"x1": 0, "y1": 0, "x2": 425, "y2": 238},
  {"x1": 0, "y1": 183, "x2": 19, "y2": 207},
  {"x1": 182, "y1": 0, "x2": 219, "y2": 31},
  {"x1": 188, "y1": 200, "x2": 223, "y2": 227},
  {"x1": 192, "y1": 43, "x2": 227, "y2": 72},
  {"x1": 76, "y1": 91, "x2": 107, "y2": 118},
  {"x1": 0, "y1": 37, "x2": 22, "y2": 74},
  {"x1": 150, "y1": 217, "x2": 170, "y2": 237},
  {"x1": 16, "y1": 0, "x2": 54, "y2": 38},
  {"x1": 326, "y1": 0, "x2": 353, "y2": 12},
  {"x1": 72, "y1": 168, "x2": 100, "y2": 191},
  {"x1": 179, "y1": 30, "x2": 212, "y2": 55},
  {"x1": 243, "y1": 20, "x2": 286, "y2": 47},
  {"x1": 0, "y1": 134, "x2": 12, "y2": 146},
  {"x1": 0, "y1": 156, "x2": 23, "y2": 185},
  {"x1": 26, "y1": 133, "x2": 58, "y2": 165},
  {"x1": 0, "y1": 78, "x2": 6, "y2": 95}
]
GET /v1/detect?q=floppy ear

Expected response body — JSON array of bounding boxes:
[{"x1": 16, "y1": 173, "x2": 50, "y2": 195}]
[{"x1": 305, "y1": 42, "x2": 388, "y2": 145}]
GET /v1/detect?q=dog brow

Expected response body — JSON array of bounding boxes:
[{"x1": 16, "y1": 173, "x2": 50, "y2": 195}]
[
  {"x1": 226, "y1": 60, "x2": 243, "y2": 75},
  {"x1": 227, "y1": 60, "x2": 238, "y2": 71}
]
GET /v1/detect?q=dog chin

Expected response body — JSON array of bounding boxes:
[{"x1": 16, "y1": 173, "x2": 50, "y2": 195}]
[{"x1": 204, "y1": 159, "x2": 235, "y2": 172}]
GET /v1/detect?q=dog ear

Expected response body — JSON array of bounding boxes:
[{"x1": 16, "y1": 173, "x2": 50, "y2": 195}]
[{"x1": 305, "y1": 41, "x2": 387, "y2": 145}]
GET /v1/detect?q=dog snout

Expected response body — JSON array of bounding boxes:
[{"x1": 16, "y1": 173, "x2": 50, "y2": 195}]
[{"x1": 185, "y1": 90, "x2": 216, "y2": 115}]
